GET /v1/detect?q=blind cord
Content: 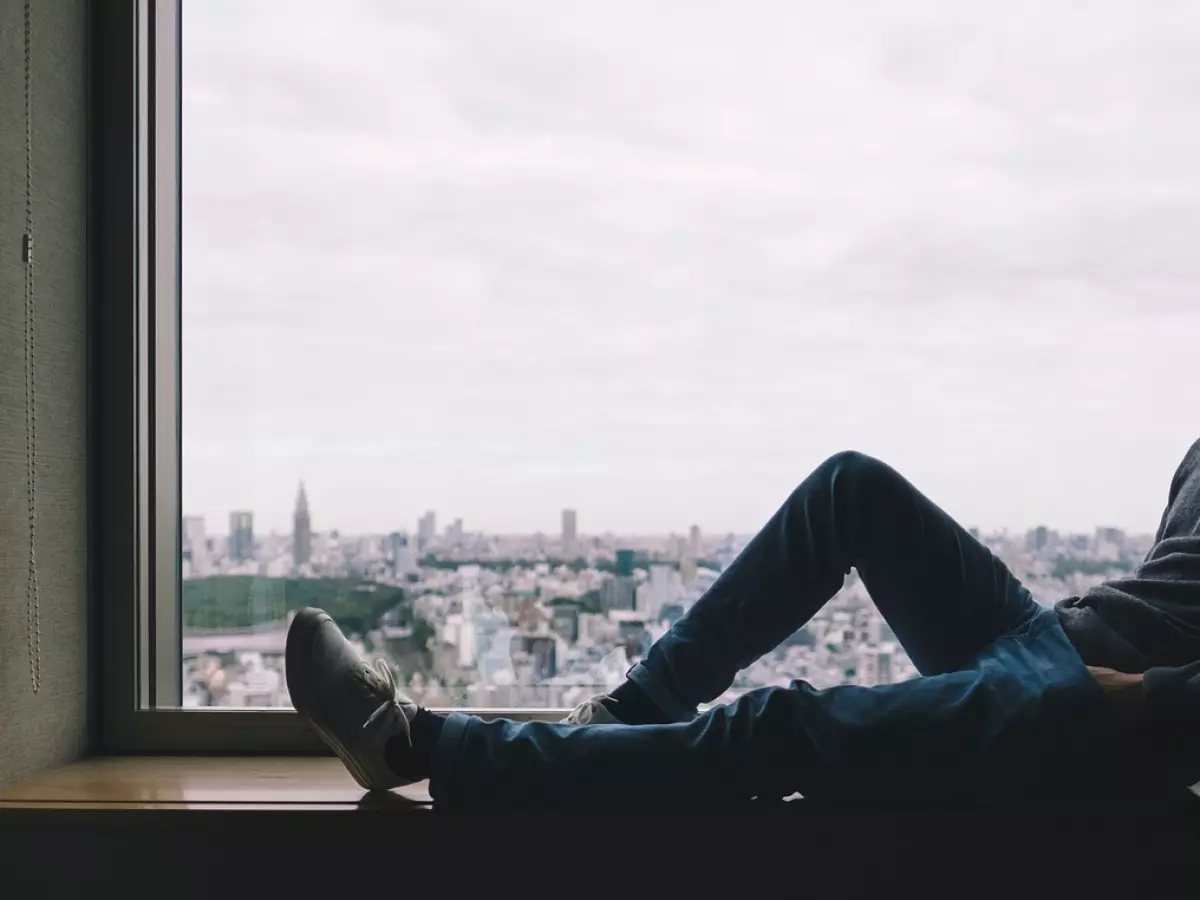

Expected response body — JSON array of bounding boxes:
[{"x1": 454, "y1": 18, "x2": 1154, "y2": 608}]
[{"x1": 24, "y1": 0, "x2": 42, "y2": 696}]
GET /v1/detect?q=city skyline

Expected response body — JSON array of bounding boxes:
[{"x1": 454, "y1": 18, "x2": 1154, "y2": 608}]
[
  {"x1": 182, "y1": 480, "x2": 1155, "y2": 541},
  {"x1": 182, "y1": 1, "x2": 1199, "y2": 535},
  {"x1": 179, "y1": 479, "x2": 1149, "y2": 714}
]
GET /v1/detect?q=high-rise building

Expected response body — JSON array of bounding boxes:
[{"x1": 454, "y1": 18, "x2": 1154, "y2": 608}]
[
  {"x1": 647, "y1": 563, "x2": 677, "y2": 620},
  {"x1": 856, "y1": 647, "x2": 894, "y2": 687},
  {"x1": 182, "y1": 515, "x2": 208, "y2": 576},
  {"x1": 510, "y1": 634, "x2": 557, "y2": 681},
  {"x1": 671, "y1": 534, "x2": 687, "y2": 560},
  {"x1": 389, "y1": 531, "x2": 417, "y2": 576},
  {"x1": 293, "y1": 482, "x2": 312, "y2": 566},
  {"x1": 418, "y1": 511, "x2": 437, "y2": 549},
  {"x1": 615, "y1": 548, "x2": 635, "y2": 578},
  {"x1": 601, "y1": 576, "x2": 636, "y2": 611},
  {"x1": 561, "y1": 509, "x2": 577, "y2": 545},
  {"x1": 550, "y1": 603, "x2": 580, "y2": 643},
  {"x1": 229, "y1": 510, "x2": 254, "y2": 562},
  {"x1": 688, "y1": 524, "x2": 702, "y2": 558}
]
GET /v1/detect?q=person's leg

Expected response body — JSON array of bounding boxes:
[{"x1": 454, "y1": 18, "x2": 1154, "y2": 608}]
[
  {"x1": 287, "y1": 605, "x2": 1121, "y2": 808},
  {"x1": 623, "y1": 450, "x2": 1038, "y2": 722},
  {"x1": 429, "y1": 609, "x2": 1119, "y2": 807}
]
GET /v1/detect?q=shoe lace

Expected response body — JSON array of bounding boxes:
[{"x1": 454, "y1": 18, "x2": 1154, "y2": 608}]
[
  {"x1": 362, "y1": 658, "x2": 402, "y2": 731},
  {"x1": 566, "y1": 696, "x2": 608, "y2": 725}
]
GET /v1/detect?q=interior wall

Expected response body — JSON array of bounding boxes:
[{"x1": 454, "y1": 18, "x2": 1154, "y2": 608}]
[{"x1": 0, "y1": 0, "x2": 90, "y2": 787}]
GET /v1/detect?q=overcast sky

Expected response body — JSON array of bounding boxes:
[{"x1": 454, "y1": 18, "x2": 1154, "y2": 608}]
[{"x1": 181, "y1": 0, "x2": 1200, "y2": 537}]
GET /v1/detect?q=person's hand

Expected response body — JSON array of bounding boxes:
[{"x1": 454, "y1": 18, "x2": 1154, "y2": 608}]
[{"x1": 1086, "y1": 666, "x2": 1145, "y2": 728}]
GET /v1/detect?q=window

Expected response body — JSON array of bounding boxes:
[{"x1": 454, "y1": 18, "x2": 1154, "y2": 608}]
[{"x1": 99, "y1": 0, "x2": 1200, "y2": 750}]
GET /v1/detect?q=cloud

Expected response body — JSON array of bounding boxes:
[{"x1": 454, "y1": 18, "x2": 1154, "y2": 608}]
[{"x1": 181, "y1": 0, "x2": 1200, "y2": 534}]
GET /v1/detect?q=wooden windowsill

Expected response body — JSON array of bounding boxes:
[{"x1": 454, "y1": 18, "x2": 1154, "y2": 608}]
[
  {"x1": 3, "y1": 756, "x2": 1198, "y2": 896},
  {"x1": 0, "y1": 756, "x2": 432, "y2": 812},
  {"x1": 3, "y1": 755, "x2": 1198, "y2": 814}
]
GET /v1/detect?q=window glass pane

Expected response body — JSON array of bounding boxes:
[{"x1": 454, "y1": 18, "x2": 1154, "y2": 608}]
[{"x1": 178, "y1": 0, "x2": 1200, "y2": 709}]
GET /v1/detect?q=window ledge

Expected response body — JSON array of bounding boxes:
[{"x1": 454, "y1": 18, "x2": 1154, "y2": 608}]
[
  {"x1": 3, "y1": 755, "x2": 1197, "y2": 814},
  {"x1": 0, "y1": 755, "x2": 431, "y2": 812},
  {"x1": 2, "y1": 756, "x2": 1199, "y2": 896}
]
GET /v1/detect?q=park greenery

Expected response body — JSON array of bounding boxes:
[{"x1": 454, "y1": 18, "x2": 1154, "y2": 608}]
[{"x1": 182, "y1": 576, "x2": 415, "y2": 635}]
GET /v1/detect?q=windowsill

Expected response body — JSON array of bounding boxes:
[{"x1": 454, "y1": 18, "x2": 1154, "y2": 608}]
[
  {"x1": 0, "y1": 756, "x2": 432, "y2": 811},
  {"x1": 4, "y1": 756, "x2": 1199, "y2": 814},
  {"x1": 3, "y1": 756, "x2": 1198, "y2": 896}
]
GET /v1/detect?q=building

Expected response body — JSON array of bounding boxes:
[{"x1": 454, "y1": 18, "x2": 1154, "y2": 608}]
[
  {"x1": 510, "y1": 634, "x2": 557, "y2": 681},
  {"x1": 561, "y1": 509, "x2": 577, "y2": 547},
  {"x1": 418, "y1": 511, "x2": 437, "y2": 549},
  {"x1": 292, "y1": 482, "x2": 312, "y2": 567},
  {"x1": 609, "y1": 611, "x2": 650, "y2": 657},
  {"x1": 671, "y1": 534, "x2": 687, "y2": 559},
  {"x1": 615, "y1": 548, "x2": 635, "y2": 578},
  {"x1": 389, "y1": 531, "x2": 418, "y2": 577},
  {"x1": 601, "y1": 575, "x2": 636, "y2": 611},
  {"x1": 229, "y1": 510, "x2": 254, "y2": 563},
  {"x1": 856, "y1": 647, "x2": 894, "y2": 687},
  {"x1": 646, "y1": 563, "x2": 677, "y2": 620},
  {"x1": 1025, "y1": 525, "x2": 1056, "y2": 553},
  {"x1": 688, "y1": 524, "x2": 702, "y2": 558},
  {"x1": 550, "y1": 603, "x2": 580, "y2": 643},
  {"x1": 182, "y1": 515, "x2": 208, "y2": 576}
]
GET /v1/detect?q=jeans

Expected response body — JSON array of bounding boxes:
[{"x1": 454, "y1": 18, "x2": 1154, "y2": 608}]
[{"x1": 430, "y1": 452, "x2": 1120, "y2": 806}]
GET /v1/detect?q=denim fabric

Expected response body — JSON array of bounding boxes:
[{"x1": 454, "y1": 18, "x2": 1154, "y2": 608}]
[{"x1": 430, "y1": 453, "x2": 1120, "y2": 806}]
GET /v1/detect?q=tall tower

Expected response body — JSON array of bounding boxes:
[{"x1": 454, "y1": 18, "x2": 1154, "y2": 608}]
[
  {"x1": 229, "y1": 510, "x2": 254, "y2": 562},
  {"x1": 562, "y1": 509, "x2": 577, "y2": 545},
  {"x1": 293, "y1": 481, "x2": 312, "y2": 566},
  {"x1": 418, "y1": 511, "x2": 437, "y2": 549}
]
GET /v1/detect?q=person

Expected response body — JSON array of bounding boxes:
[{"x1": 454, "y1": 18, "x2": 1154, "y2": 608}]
[{"x1": 285, "y1": 443, "x2": 1200, "y2": 807}]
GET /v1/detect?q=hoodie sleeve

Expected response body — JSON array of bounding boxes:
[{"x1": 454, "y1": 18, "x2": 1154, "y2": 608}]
[{"x1": 1141, "y1": 660, "x2": 1200, "y2": 786}]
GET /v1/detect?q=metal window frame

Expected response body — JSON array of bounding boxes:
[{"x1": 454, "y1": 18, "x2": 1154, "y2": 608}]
[{"x1": 94, "y1": 0, "x2": 566, "y2": 754}]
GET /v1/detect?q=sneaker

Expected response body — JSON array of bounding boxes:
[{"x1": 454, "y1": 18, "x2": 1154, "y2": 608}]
[
  {"x1": 561, "y1": 695, "x2": 623, "y2": 725},
  {"x1": 286, "y1": 607, "x2": 417, "y2": 791}
]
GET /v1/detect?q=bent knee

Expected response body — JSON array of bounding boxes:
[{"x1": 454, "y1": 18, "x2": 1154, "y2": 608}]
[
  {"x1": 820, "y1": 450, "x2": 891, "y2": 483},
  {"x1": 786, "y1": 451, "x2": 906, "y2": 513},
  {"x1": 801, "y1": 451, "x2": 910, "y2": 509}
]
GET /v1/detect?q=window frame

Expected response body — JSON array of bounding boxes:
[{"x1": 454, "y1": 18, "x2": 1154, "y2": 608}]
[{"x1": 95, "y1": 0, "x2": 563, "y2": 755}]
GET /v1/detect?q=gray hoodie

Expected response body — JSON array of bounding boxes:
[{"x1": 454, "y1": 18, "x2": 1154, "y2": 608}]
[{"x1": 1056, "y1": 437, "x2": 1200, "y2": 786}]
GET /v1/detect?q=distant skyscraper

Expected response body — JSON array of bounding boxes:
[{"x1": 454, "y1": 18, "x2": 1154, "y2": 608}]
[
  {"x1": 1026, "y1": 525, "x2": 1051, "y2": 553},
  {"x1": 679, "y1": 557, "x2": 698, "y2": 588},
  {"x1": 389, "y1": 531, "x2": 417, "y2": 576},
  {"x1": 601, "y1": 576, "x2": 636, "y2": 611},
  {"x1": 182, "y1": 515, "x2": 208, "y2": 575},
  {"x1": 615, "y1": 548, "x2": 635, "y2": 578},
  {"x1": 417, "y1": 513, "x2": 436, "y2": 549},
  {"x1": 856, "y1": 647, "x2": 894, "y2": 687},
  {"x1": 550, "y1": 603, "x2": 580, "y2": 643},
  {"x1": 688, "y1": 524, "x2": 702, "y2": 558},
  {"x1": 671, "y1": 534, "x2": 687, "y2": 559},
  {"x1": 647, "y1": 564, "x2": 677, "y2": 620},
  {"x1": 562, "y1": 509, "x2": 577, "y2": 545},
  {"x1": 293, "y1": 482, "x2": 312, "y2": 566},
  {"x1": 229, "y1": 510, "x2": 254, "y2": 562}
]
